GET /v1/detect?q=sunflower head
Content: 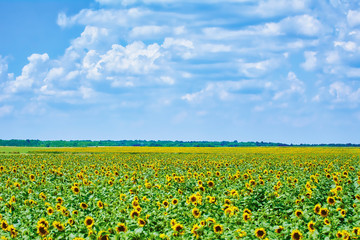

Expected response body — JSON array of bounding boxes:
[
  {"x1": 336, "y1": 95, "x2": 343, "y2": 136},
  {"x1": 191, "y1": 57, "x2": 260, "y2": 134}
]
[
  {"x1": 291, "y1": 229, "x2": 303, "y2": 240},
  {"x1": 255, "y1": 228, "x2": 266, "y2": 239},
  {"x1": 116, "y1": 223, "x2": 127, "y2": 233},
  {"x1": 213, "y1": 224, "x2": 224, "y2": 234},
  {"x1": 308, "y1": 221, "x2": 315, "y2": 232},
  {"x1": 138, "y1": 218, "x2": 146, "y2": 227},
  {"x1": 320, "y1": 208, "x2": 329, "y2": 217},
  {"x1": 84, "y1": 216, "x2": 95, "y2": 228}
]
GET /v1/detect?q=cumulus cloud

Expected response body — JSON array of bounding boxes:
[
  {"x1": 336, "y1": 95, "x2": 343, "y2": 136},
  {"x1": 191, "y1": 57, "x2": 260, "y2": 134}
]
[
  {"x1": 273, "y1": 72, "x2": 305, "y2": 100},
  {"x1": 347, "y1": 10, "x2": 360, "y2": 27},
  {"x1": 301, "y1": 51, "x2": 317, "y2": 71},
  {"x1": 6, "y1": 53, "x2": 49, "y2": 93},
  {"x1": 329, "y1": 81, "x2": 360, "y2": 103}
]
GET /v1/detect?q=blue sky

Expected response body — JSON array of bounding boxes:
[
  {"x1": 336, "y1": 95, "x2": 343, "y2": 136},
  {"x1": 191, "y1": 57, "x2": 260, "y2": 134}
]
[{"x1": 0, "y1": 0, "x2": 360, "y2": 143}]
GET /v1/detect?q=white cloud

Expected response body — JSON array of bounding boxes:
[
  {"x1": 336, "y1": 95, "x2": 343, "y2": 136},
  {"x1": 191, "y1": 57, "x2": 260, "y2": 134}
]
[
  {"x1": 280, "y1": 15, "x2": 322, "y2": 36},
  {"x1": 203, "y1": 14, "x2": 322, "y2": 41},
  {"x1": 80, "y1": 41, "x2": 162, "y2": 83},
  {"x1": 6, "y1": 53, "x2": 49, "y2": 93},
  {"x1": 44, "y1": 67, "x2": 64, "y2": 83},
  {"x1": 329, "y1": 81, "x2": 360, "y2": 103},
  {"x1": 160, "y1": 76, "x2": 175, "y2": 85},
  {"x1": 162, "y1": 37, "x2": 194, "y2": 59},
  {"x1": 347, "y1": 10, "x2": 360, "y2": 27},
  {"x1": 71, "y1": 26, "x2": 110, "y2": 50},
  {"x1": 301, "y1": 51, "x2": 317, "y2": 71},
  {"x1": 239, "y1": 58, "x2": 280, "y2": 78},
  {"x1": 182, "y1": 80, "x2": 270, "y2": 103},
  {"x1": 273, "y1": 72, "x2": 305, "y2": 100},
  {"x1": 57, "y1": 8, "x2": 145, "y2": 28},
  {"x1": 334, "y1": 41, "x2": 358, "y2": 52},
  {"x1": 130, "y1": 25, "x2": 167, "y2": 38},
  {"x1": 255, "y1": 0, "x2": 309, "y2": 17}
]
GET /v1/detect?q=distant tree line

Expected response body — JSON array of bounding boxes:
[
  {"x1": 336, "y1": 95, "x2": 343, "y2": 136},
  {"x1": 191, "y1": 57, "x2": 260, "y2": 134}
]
[{"x1": 0, "y1": 139, "x2": 359, "y2": 147}]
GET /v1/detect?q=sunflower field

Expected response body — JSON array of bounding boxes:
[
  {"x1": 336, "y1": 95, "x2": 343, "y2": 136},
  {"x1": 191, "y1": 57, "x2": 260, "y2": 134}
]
[{"x1": 0, "y1": 147, "x2": 360, "y2": 240}]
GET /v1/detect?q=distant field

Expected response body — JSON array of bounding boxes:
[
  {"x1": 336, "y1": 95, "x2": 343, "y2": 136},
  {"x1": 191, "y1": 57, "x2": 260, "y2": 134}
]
[
  {"x1": 32, "y1": 146, "x2": 360, "y2": 154},
  {"x1": 0, "y1": 146, "x2": 53, "y2": 154}
]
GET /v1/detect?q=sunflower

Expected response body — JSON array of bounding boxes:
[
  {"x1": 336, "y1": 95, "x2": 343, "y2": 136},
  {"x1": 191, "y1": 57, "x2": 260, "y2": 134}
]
[
  {"x1": 97, "y1": 231, "x2": 109, "y2": 240},
  {"x1": 207, "y1": 181, "x2": 214, "y2": 187},
  {"x1": 46, "y1": 206, "x2": 54, "y2": 215},
  {"x1": 340, "y1": 209, "x2": 346, "y2": 217},
  {"x1": 1, "y1": 220, "x2": 8, "y2": 231},
  {"x1": 37, "y1": 218, "x2": 49, "y2": 228},
  {"x1": 39, "y1": 192, "x2": 46, "y2": 200},
  {"x1": 56, "y1": 197, "x2": 63, "y2": 205},
  {"x1": 192, "y1": 208, "x2": 201, "y2": 218},
  {"x1": 116, "y1": 223, "x2": 127, "y2": 233},
  {"x1": 171, "y1": 198, "x2": 178, "y2": 205},
  {"x1": 356, "y1": 194, "x2": 360, "y2": 201},
  {"x1": 327, "y1": 196, "x2": 336, "y2": 205},
  {"x1": 275, "y1": 226, "x2": 284, "y2": 233},
  {"x1": 291, "y1": 230, "x2": 303, "y2": 240},
  {"x1": 71, "y1": 186, "x2": 80, "y2": 194},
  {"x1": 138, "y1": 218, "x2": 146, "y2": 227},
  {"x1": 191, "y1": 224, "x2": 201, "y2": 238},
  {"x1": 29, "y1": 174, "x2": 35, "y2": 181},
  {"x1": 320, "y1": 208, "x2": 329, "y2": 217},
  {"x1": 323, "y1": 218, "x2": 330, "y2": 225},
  {"x1": 336, "y1": 231, "x2": 343, "y2": 238},
  {"x1": 72, "y1": 210, "x2": 79, "y2": 215},
  {"x1": 130, "y1": 210, "x2": 140, "y2": 219},
  {"x1": 243, "y1": 208, "x2": 252, "y2": 215},
  {"x1": 163, "y1": 200, "x2": 169, "y2": 208},
  {"x1": 255, "y1": 228, "x2": 266, "y2": 239},
  {"x1": 353, "y1": 227, "x2": 360, "y2": 236},
  {"x1": 243, "y1": 213, "x2": 251, "y2": 222},
  {"x1": 170, "y1": 219, "x2": 177, "y2": 227},
  {"x1": 189, "y1": 195, "x2": 197, "y2": 204},
  {"x1": 206, "y1": 217, "x2": 216, "y2": 226},
  {"x1": 97, "y1": 200, "x2": 104, "y2": 209},
  {"x1": 53, "y1": 221, "x2": 65, "y2": 231},
  {"x1": 213, "y1": 224, "x2": 223, "y2": 234},
  {"x1": 173, "y1": 223, "x2": 185, "y2": 235},
  {"x1": 68, "y1": 218, "x2": 74, "y2": 225},
  {"x1": 8, "y1": 225, "x2": 17, "y2": 238},
  {"x1": 132, "y1": 198, "x2": 139, "y2": 206},
  {"x1": 308, "y1": 221, "x2": 315, "y2": 233},
  {"x1": 37, "y1": 224, "x2": 49, "y2": 237},
  {"x1": 80, "y1": 202, "x2": 88, "y2": 210},
  {"x1": 314, "y1": 204, "x2": 321, "y2": 214},
  {"x1": 294, "y1": 210, "x2": 303, "y2": 218},
  {"x1": 84, "y1": 216, "x2": 94, "y2": 228}
]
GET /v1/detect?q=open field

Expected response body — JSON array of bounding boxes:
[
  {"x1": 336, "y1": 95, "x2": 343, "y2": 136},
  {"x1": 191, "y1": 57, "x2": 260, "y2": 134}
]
[
  {"x1": 0, "y1": 146, "x2": 53, "y2": 155},
  {"x1": 0, "y1": 147, "x2": 360, "y2": 239}
]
